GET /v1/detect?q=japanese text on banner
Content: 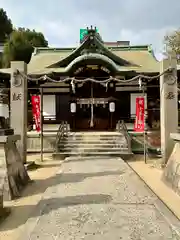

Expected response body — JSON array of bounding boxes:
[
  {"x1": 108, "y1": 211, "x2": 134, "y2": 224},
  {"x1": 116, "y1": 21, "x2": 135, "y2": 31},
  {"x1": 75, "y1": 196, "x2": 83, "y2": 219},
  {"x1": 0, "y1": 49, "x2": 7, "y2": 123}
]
[
  {"x1": 134, "y1": 97, "x2": 145, "y2": 132},
  {"x1": 31, "y1": 95, "x2": 41, "y2": 132}
]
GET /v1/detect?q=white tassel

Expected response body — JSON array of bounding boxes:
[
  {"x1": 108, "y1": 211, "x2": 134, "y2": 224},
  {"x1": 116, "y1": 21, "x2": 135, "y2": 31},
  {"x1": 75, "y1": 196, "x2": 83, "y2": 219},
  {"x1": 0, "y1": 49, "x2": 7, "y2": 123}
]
[
  {"x1": 139, "y1": 78, "x2": 142, "y2": 90},
  {"x1": 106, "y1": 82, "x2": 108, "y2": 92},
  {"x1": 71, "y1": 80, "x2": 75, "y2": 93},
  {"x1": 90, "y1": 101, "x2": 94, "y2": 127}
]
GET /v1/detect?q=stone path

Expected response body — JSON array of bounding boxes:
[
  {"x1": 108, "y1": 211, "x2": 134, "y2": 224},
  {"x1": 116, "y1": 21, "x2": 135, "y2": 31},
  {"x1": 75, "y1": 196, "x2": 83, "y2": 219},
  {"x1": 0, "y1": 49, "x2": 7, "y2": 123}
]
[{"x1": 19, "y1": 156, "x2": 180, "y2": 240}]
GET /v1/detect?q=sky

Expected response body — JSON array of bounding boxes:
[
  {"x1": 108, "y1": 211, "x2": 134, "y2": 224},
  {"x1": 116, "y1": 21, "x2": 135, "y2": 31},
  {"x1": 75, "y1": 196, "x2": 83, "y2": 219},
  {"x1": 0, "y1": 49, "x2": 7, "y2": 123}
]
[{"x1": 1, "y1": 0, "x2": 180, "y2": 60}]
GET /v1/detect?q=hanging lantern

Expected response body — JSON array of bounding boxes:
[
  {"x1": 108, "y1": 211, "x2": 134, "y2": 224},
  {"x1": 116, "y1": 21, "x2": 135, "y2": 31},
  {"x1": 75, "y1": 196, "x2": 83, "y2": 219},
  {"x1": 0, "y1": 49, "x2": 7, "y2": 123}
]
[
  {"x1": 70, "y1": 102, "x2": 76, "y2": 113},
  {"x1": 109, "y1": 102, "x2": 115, "y2": 112}
]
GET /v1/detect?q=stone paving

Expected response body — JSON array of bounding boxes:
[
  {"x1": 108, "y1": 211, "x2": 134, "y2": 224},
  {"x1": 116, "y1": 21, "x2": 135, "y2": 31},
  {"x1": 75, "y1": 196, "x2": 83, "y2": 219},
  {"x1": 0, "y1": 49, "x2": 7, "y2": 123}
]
[{"x1": 18, "y1": 156, "x2": 180, "y2": 240}]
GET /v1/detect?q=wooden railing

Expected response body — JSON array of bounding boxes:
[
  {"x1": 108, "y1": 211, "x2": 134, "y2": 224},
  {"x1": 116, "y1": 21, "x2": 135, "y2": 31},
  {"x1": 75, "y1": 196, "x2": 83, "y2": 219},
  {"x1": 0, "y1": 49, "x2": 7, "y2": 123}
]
[
  {"x1": 55, "y1": 121, "x2": 68, "y2": 152},
  {"x1": 117, "y1": 120, "x2": 132, "y2": 153}
]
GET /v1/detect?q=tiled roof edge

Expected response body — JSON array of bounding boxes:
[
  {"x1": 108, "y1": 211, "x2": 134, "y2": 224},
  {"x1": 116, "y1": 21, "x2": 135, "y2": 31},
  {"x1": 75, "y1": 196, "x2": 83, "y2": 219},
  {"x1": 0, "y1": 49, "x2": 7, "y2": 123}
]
[
  {"x1": 110, "y1": 45, "x2": 149, "y2": 51},
  {"x1": 33, "y1": 44, "x2": 151, "y2": 55},
  {"x1": 33, "y1": 47, "x2": 76, "y2": 55}
]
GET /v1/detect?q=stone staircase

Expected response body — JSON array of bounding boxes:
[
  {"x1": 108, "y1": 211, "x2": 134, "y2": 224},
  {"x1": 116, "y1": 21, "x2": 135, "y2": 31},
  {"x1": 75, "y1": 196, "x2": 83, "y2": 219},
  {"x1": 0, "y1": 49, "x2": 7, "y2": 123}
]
[{"x1": 53, "y1": 131, "x2": 133, "y2": 160}]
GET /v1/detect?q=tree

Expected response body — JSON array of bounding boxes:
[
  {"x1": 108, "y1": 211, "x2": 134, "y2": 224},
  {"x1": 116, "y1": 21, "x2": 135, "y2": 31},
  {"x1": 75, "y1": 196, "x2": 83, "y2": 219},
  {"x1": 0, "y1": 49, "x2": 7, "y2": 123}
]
[
  {"x1": 3, "y1": 28, "x2": 48, "y2": 67},
  {"x1": 0, "y1": 8, "x2": 13, "y2": 43},
  {"x1": 164, "y1": 29, "x2": 180, "y2": 56},
  {"x1": 18, "y1": 28, "x2": 48, "y2": 47}
]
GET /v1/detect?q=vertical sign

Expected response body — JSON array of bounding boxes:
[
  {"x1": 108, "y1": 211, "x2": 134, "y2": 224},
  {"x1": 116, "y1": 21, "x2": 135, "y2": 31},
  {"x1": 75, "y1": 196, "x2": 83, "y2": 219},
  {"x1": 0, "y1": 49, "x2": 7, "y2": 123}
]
[
  {"x1": 11, "y1": 61, "x2": 28, "y2": 163},
  {"x1": 80, "y1": 29, "x2": 88, "y2": 43},
  {"x1": 134, "y1": 97, "x2": 145, "y2": 132},
  {"x1": 31, "y1": 95, "x2": 41, "y2": 132},
  {"x1": 80, "y1": 28, "x2": 98, "y2": 43}
]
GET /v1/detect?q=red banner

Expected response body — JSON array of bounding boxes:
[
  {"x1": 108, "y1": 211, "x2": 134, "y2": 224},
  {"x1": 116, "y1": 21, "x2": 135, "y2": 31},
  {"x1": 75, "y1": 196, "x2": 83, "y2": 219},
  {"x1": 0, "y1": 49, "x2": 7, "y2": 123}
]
[
  {"x1": 31, "y1": 95, "x2": 41, "y2": 132},
  {"x1": 134, "y1": 97, "x2": 145, "y2": 132}
]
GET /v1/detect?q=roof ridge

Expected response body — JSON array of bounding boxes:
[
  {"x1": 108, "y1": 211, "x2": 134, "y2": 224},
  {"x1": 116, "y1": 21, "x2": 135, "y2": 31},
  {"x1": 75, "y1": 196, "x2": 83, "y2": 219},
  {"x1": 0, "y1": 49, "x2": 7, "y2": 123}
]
[
  {"x1": 33, "y1": 44, "x2": 152, "y2": 55},
  {"x1": 110, "y1": 45, "x2": 150, "y2": 51}
]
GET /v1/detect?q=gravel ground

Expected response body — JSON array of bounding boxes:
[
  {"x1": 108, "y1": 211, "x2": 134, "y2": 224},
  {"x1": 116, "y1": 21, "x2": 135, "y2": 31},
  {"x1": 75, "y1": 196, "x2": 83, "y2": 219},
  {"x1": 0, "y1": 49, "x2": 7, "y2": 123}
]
[{"x1": 18, "y1": 156, "x2": 180, "y2": 240}]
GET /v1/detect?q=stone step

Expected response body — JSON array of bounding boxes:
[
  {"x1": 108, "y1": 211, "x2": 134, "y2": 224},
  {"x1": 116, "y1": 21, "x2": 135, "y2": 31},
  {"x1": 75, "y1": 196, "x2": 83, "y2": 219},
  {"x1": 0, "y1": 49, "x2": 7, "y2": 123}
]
[
  {"x1": 67, "y1": 134, "x2": 124, "y2": 139},
  {"x1": 59, "y1": 141, "x2": 127, "y2": 146},
  {"x1": 68, "y1": 132, "x2": 122, "y2": 136},
  {"x1": 58, "y1": 143, "x2": 128, "y2": 148},
  {"x1": 68, "y1": 134, "x2": 124, "y2": 137},
  {"x1": 66, "y1": 139, "x2": 126, "y2": 143},
  {"x1": 58, "y1": 147, "x2": 129, "y2": 153},
  {"x1": 54, "y1": 131, "x2": 132, "y2": 160},
  {"x1": 66, "y1": 138, "x2": 126, "y2": 143},
  {"x1": 62, "y1": 138, "x2": 127, "y2": 143},
  {"x1": 52, "y1": 151, "x2": 133, "y2": 159}
]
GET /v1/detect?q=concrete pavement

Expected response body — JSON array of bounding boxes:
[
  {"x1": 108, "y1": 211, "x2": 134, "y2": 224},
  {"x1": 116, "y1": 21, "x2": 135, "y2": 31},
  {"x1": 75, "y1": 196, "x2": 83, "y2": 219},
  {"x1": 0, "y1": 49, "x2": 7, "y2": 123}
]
[
  {"x1": 129, "y1": 158, "x2": 180, "y2": 221},
  {"x1": 18, "y1": 156, "x2": 180, "y2": 239}
]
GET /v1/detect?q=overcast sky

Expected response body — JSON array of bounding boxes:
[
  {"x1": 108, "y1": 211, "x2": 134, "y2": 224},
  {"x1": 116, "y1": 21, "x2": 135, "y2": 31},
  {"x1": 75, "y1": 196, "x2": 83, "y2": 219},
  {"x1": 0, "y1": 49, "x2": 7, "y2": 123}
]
[{"x1": 1, "y1": 0, "x2": 180, "y2": 59}]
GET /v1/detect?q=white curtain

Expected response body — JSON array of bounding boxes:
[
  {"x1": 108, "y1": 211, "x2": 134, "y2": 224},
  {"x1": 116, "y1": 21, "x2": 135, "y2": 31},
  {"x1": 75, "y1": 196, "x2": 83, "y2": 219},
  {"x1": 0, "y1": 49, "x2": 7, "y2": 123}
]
[{"x1": 0, "y1": 103, "x2": 9, "y2": 119}]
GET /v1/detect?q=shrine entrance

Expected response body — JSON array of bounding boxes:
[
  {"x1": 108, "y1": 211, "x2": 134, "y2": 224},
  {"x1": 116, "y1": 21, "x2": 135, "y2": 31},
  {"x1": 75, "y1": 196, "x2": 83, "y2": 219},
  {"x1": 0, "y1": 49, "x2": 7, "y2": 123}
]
[
  {"x1": 70, "y1": 81, "x2": 116, "y2": 131},
  {"x1": 68, "y1": 58, "x2": 118, "y2": 131},
  {"x1": 75, "y1": 97, "x2": 110, "y2": 130}
]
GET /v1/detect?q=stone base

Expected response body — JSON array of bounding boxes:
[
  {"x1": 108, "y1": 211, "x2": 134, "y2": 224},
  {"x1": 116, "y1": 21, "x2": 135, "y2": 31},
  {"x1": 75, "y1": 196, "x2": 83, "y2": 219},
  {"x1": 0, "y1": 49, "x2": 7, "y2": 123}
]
[
  {"x1": 27, "y1": 132, "x2": 56, "y2": 153},
  {"x1": 0, "y1": 207, "x2": 11, "y2": 222},
  {"x1": 0, "y1": 135, "x2": 30, "y2": 200},
  {"x1": 0, "y1": 182, "x2": 11, "y2": 221},
  {"x1": 162, "y1": 133, "x2": 180, "y2": 195}
]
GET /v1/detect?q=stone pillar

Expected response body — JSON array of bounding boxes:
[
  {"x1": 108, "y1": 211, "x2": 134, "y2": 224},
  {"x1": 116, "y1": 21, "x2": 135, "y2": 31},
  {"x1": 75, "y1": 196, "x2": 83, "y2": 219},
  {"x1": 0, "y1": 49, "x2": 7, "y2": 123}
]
[
  {"x1": 10, "y1": 62, "x2": 27, "y2": 163},
  {"x1": 160, "y1": 53, "x2": 178, "y2": 165}
]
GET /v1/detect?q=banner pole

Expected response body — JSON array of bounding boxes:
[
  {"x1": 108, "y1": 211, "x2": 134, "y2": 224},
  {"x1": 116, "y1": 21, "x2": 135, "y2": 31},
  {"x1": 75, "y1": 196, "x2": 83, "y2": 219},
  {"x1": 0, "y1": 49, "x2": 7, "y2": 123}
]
[
  {"x1": 143, "y1": 85, "x2": 147, "y2": 164},
  {"x1": 40, "y1": 87, "x2": 43, "y2": 162},
  {"x1": 138, "y1": 77, "x2": 147, "y2": 164}
]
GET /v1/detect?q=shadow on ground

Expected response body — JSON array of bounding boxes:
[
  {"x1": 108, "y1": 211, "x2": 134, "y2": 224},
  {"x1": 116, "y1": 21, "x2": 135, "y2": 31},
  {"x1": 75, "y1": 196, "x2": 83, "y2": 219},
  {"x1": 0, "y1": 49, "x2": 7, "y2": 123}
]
[
  {"x1": 23, "y1": 169, "x2": 125, "y2": 198},
  {"x1": 0, "y1": 194, "x2": 112, "y2": 231},
  {"x1": 0, "y1": 158, "x2": 126, "y2": 233},
  {"x1": 35, "y1": 163, "x2": 63, "y2": 169}
]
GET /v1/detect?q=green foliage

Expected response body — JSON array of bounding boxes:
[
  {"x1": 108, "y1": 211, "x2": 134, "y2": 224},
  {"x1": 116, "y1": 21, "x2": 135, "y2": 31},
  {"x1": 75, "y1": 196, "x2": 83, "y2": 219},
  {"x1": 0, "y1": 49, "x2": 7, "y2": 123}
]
[
  {"x1": 18, "y1": 28, "x2": 48, "y2": 47},
  {"x1": 164, "y1": 29, "x2": 180, "y2": 55},
  {"x1": 3, "y1": 28, "x2": 48, "y2": 67},
  {"x1": 0, "y1": 8, "x2": 13, "y2": 43},
  {"x1": 3, "y1": 30, "x2": 33, "y2": 67}
]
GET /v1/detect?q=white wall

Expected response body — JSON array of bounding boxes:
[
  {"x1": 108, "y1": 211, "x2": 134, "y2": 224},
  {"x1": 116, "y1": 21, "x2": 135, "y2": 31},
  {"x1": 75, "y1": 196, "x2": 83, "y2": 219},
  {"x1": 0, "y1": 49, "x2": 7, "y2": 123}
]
[
  {"x1": 43, "y1": 95, "x2": 56, "y2": 119},
  {"x1": 130, "y1": 93, "x2": 147, "y2": 118}
]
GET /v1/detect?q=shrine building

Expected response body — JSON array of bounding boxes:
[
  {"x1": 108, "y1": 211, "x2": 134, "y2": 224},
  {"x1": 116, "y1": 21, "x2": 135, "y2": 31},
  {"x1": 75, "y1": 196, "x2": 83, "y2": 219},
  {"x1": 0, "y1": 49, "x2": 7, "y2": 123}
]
[{"x1": 0, "y1": 26, "x2": 179, "y2": 131}]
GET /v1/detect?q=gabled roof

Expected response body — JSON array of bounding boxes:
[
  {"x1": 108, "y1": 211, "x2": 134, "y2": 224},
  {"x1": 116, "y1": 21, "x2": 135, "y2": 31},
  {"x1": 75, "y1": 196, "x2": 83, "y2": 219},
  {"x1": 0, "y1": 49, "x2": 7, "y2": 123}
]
[
  {"x1": 48, "y1": 31, "x2": 134, "y2": 68},
  {"x1": 26, "y1": 45, "x2": 159, "y2": 75},
  {"x1": 0, "y1": 30, "x2": 160, "y2": 75}
]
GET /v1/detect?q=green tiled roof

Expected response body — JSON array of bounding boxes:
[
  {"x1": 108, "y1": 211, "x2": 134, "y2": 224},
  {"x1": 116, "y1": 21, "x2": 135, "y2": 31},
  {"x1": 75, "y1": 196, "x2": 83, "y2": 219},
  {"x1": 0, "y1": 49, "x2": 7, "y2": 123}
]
[
  {"x1": 29, "y1": 45, "x2": 159, "y2": 74},
  {"x1": 0, "y1": 42, "x2": 160, "y2": 75}
]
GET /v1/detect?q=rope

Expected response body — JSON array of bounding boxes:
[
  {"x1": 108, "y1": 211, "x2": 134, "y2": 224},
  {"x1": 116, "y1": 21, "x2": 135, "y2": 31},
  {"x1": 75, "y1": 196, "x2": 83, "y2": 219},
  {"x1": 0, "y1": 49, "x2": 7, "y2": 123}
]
[{"x1": 15, "y1": 67, "x2": 176, "y2": 85}]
